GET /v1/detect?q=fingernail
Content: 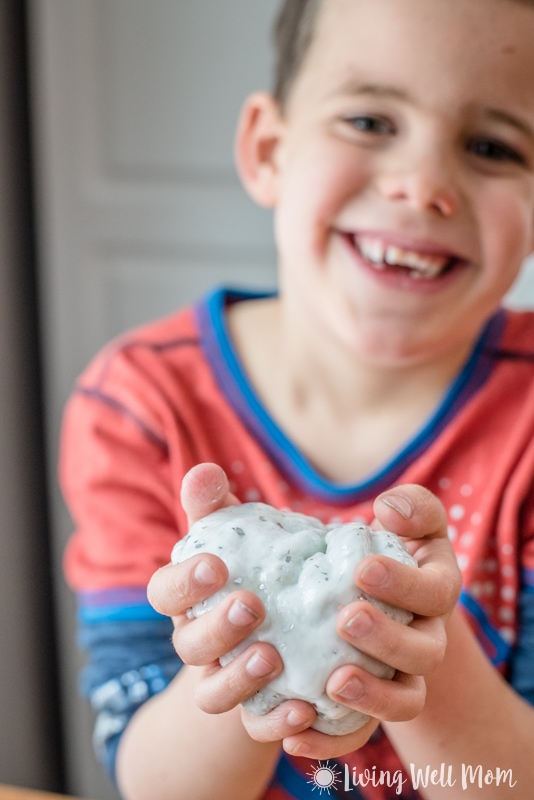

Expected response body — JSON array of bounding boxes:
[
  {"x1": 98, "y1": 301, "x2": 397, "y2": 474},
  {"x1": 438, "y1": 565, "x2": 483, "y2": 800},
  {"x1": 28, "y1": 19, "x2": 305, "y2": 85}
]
[
  {"x1": 361, "y1": 560, "x2": 388, "y2": 587},
  {"x1": 381, "y1": 494, "x2": 413, "y2": 520},
  {"x1": 194, "y1": 560, "x2": 218, "y2": 585},
  {"x1": 286, "y1": 710, "x2": 310, "y2": 727},
  {"x1": 246, "y1": 651, "x2": 276, "y2": 678},
  {"x1": 286, "y1": 741, "x2": 311, "y2": 756},
  {"x1": 228, "y1": 599, "x2": 260, "y2": 627},
  {"x1": 336, "y1": 676, "x2": 364, "y2": 701},
  {"x1": 343, "y1": 608, "x2": 373, "y2": 637}
]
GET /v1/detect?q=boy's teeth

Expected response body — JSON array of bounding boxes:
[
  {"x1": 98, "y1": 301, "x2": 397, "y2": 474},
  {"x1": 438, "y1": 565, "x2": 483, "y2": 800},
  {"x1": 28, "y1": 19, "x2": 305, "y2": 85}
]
[
  {"x1": 358, "y1": 237, "x2": 449, "y2": 277},
  {"x1": 366, "y1": 239, "x2": 386, "y2": 265}
]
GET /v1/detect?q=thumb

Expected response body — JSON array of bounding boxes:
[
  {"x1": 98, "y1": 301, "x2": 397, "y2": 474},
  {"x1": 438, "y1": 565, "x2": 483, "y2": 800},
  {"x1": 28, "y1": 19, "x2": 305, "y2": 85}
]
[
  {"x1": 180, "y1": 462, "x2": 240, "y2": 527},
  {"x1": 372, "y1": 483, "x2": 448, "y2": 541}
]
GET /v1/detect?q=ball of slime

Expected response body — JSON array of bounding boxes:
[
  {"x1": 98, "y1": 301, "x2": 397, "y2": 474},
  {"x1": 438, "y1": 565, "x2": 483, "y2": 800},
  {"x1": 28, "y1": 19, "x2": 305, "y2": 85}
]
[{"x1": 171, "y1": 502, "x2": 417, "y2": 735}]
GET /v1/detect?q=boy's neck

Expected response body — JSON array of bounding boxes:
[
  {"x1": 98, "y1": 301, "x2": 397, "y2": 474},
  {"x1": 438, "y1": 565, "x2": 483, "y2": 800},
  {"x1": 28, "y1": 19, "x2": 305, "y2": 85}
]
[{"x1": 226, "y1": 296, "x2": 475, "y2": 483}]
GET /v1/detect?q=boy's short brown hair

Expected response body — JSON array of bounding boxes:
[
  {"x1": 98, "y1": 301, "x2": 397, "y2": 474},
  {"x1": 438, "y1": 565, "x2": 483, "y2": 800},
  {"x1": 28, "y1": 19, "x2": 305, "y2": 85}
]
[
  {"x1": 273, "y1": 0, "x2": 322, "y2": 107},
  {"x1": 272, "y1": 0, "x2": 534, "y2": 107}
]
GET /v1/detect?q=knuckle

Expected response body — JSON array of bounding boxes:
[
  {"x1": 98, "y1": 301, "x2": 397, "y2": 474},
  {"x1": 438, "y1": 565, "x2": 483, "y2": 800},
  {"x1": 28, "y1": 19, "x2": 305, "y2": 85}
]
[
  {"x1": 449, "y1": 567, "x2": 463, "y2": 604},
  {"x1": 171, "y1": 625, "x2": 197, "y2": 664},
  {"x1": 428, "y1": 624, "x2": 448, "y2": 672},
  {"x1": 383, "y1": 631, "x2": 405, "y2": 664},
  {"x1": 146, "y1": 566, "x2": 178, "y2": 615},
  {"x1": 244, "y1": 705, "x2": 290, "y2": 742},
  {"x1": 403, "y1": 679, "x2": 426, "y2": 719},
  {"x1": 148, "y1": 561, "x2": 204, "y2": 616},
  {"x1": 362, "y1": 692, "x2": 389, "y2": 720},
  {"x1": 433, "y1": 569, "x2": 462, "y2": 616},
  {"x1": 410, "y1": 617, "x2": 447, "y2": 674},
  {"x1": 394, "y1": 563, "x2": 420, "y2": 605},
  {"x1": 194, "y1": 680, "x2": 227, "y2": 714},
  {"x1": 172, "y1": 620, "x2": 218, "y2": 666},
  {"x1": 225, "y1": 658, "x2": 255, "y2": 698},
  {"x1": 385, "y1": 674, "x2": 426, "y2": 721}
]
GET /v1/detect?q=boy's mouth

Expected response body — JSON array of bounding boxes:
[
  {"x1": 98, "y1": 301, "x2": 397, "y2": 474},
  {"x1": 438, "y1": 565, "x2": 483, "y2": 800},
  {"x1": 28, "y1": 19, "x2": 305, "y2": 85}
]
[{"x1": 344, "y1": 233, "x2": 464, "y2": 280}]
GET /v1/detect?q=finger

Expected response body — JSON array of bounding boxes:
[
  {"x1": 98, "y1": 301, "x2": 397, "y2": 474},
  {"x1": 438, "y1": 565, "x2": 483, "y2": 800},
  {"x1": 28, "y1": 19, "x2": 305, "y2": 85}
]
[
  {"x1": 326, "y1": 665, "x2": 426, "y2": 723},
  {"x1": 181, "y1": 463, "x2": 240, "y2": 526},
  {"x1": 193, "y1": 642, "x2": 284, "y2": 714},
  {"x1": 147, "y1": 554, "x2": 228, "y2": 617},
  {"x1": 372, "y1": 483, "x2": 448, "y2": 541},
  {"x1": 282, "y1": 716, "x2": 380, "y2": 760},
  {"x1": 173, "y1": 589, "x2": 266, "y2": 665},
  {"x1": 337, "y1": 602, "x2": 447, "y2": 675},
  {"x1": 354, "y1": 548, "x2": 461, "y2": 618},
  {"x1": 241, "y1": 700, "x2": 317, "y2": 742}
]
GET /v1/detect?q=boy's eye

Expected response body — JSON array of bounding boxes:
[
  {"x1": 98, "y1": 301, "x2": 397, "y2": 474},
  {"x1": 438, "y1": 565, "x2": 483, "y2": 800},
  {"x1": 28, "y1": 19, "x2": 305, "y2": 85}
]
[
  {"x1": 345, "y1": 115, "x2": 393, "y2": 135},
  {"x1": 467, "y1": 138, "x2": 524, "y2": 165}
]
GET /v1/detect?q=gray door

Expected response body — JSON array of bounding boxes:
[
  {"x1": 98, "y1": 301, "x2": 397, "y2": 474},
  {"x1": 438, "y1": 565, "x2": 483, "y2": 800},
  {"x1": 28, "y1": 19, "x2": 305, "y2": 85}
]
[{"x1": 29, "y1": 1, "x2": 278, "y2": 797}]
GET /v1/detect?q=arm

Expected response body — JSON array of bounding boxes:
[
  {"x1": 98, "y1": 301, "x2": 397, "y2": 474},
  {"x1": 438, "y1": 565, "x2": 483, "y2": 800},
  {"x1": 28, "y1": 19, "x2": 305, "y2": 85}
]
[
  {"x1": 384, "y1": 607, "x2": 534, "y2": 800},
  {"x1": 117, "y1": 464, "x2": 316, "y2": 800},
  {"x1": 116, "y1": 666, "x2": 283, "y2": 800},
  {"x1": 60, "y1": 385, "x2": 291, "y2": 798},
  {"x1": 329, "y1": 489, "x2": 534, "y2": 799},
  {"x1": 77, "y1": 615, "x2": 181, "y2": 780}
]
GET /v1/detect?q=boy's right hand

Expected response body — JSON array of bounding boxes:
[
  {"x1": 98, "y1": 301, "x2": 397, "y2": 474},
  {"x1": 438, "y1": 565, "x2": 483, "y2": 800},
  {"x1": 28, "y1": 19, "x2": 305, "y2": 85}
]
[{"x1": 147, "y1": 463, "x2": 317, "y2": 733}]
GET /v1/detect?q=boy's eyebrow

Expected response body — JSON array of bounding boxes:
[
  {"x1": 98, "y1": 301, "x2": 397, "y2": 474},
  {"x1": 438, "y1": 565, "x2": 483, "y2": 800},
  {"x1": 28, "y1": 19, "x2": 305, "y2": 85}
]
[
  {"x1": 481, "y1": 108, "x2": 534, "y2": 141},
  {"x1": 331, "y1": 81, "x2": 410, "y2": 102}
]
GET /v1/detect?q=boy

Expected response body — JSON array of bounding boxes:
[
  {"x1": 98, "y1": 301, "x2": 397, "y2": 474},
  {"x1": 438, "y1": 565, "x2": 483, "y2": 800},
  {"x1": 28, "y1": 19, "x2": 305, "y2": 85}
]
[{"x1": 61, "y1": 0, "x2": 534, "y2": 797}]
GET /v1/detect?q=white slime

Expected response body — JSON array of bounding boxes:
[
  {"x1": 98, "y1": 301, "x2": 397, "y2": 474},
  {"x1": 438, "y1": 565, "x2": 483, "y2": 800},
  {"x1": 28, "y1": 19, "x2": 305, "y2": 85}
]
[{"x1": 172, "y1": 502, "x2": 417, "y2": 735}]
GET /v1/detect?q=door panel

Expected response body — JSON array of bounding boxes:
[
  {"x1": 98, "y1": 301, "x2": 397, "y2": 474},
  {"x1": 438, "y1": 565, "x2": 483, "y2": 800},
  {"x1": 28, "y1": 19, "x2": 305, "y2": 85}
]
[{"x1": 29, "y1": 2, "x2": 278, "y2": 797}]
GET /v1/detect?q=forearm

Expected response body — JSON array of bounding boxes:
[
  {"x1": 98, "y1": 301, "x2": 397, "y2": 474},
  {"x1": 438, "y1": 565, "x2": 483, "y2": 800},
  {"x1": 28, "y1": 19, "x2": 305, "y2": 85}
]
[
  {"x1": 116, "y1": 665, "x2": 282, "y2": 800},
  {"x1": 384, "y1": 608, "x2": 533, "y2": 799}
]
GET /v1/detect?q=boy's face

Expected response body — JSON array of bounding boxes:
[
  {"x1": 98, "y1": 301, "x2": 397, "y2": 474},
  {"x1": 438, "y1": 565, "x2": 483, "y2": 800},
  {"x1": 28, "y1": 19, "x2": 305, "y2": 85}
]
[{"x1": 264, "y1": 0, "x2": 534, "y2": 365}]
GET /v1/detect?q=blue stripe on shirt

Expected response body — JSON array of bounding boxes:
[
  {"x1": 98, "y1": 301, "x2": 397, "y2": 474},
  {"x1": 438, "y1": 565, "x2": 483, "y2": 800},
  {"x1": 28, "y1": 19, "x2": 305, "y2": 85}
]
[
  {"x1": 459, "y1": 589, "x2": 512, "y2": 667},
  {"x1": 523, "y1": 567, "x2": 534, "y2": 590},
  {"x1": 77, "y1": 587, "x2": 167, "y2": 623},
  {"x1": 79, "y1": 603, "x2": 165, "y2": 623}
]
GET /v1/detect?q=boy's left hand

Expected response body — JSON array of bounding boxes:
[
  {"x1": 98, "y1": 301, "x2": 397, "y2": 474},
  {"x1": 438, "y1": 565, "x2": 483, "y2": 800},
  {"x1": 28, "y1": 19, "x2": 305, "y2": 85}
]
[
  {"x1": 265, "y1": 484, "x2": 463, "y2": 759},
  {"x1": 241, "y1": 483, "x2": 462, "y2": 759}
]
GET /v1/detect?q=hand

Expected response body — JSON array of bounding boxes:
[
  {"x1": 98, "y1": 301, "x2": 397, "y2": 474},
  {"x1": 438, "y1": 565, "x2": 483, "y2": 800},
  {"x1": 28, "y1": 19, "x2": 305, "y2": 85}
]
[
  {"x1": 147, "y1": 463, "x2": 319, "y2": 741},
  {"x1": 279, "y1": 484, "x2": 463, "y2": 759}
]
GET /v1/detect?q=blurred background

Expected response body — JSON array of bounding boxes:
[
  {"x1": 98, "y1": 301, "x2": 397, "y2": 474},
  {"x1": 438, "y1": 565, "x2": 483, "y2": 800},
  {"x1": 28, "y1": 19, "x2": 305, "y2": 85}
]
[
  {"x1": 1, "y1": 1, "x2": 533, "y2": 799},
  {"x1": 1, "y1": 1, "x2": 277, "y2": 798}
]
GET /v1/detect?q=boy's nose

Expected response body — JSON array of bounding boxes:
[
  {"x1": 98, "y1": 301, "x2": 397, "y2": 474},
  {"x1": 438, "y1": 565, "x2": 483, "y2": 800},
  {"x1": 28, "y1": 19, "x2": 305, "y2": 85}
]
[{"x1": 376, "y1": 153, "x2": 458, "y2": 217}]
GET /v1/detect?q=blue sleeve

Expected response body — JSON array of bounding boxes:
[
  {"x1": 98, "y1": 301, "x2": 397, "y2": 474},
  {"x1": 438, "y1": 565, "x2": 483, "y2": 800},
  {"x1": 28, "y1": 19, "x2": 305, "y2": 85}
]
[
  {"x1": 78, "y1": 616, "x2": 182, "y2": 783},
  {"x1": 508, "y1": 585, "x2": 534, "y2": 705}
]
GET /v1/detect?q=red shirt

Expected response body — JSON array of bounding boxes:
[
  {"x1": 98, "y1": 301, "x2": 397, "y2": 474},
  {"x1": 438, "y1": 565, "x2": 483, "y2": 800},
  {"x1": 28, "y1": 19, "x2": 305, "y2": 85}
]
[{"x1": 61, "y1": 288, "x2": 534, "y2": 798}]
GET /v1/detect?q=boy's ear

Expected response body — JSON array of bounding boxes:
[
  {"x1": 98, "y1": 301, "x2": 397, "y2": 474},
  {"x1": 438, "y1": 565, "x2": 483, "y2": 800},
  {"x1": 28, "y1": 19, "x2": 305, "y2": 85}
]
[{"x1": 234, "y1": 92, "x2": 285, "y2": 208}]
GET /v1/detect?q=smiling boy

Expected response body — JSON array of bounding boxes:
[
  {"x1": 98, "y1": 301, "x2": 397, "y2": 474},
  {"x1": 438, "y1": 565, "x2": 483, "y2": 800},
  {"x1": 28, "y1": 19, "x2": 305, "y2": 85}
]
[{"x1": 61, "y1": 1, "x2": 534, "y2": 798}]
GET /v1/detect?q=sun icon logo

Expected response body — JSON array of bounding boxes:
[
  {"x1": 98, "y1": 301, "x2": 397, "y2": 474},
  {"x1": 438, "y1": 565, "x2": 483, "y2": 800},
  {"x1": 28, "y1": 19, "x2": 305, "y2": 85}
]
[{"x1": 307, "y1": 760, "x2": 343, "y2": 794}]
